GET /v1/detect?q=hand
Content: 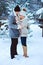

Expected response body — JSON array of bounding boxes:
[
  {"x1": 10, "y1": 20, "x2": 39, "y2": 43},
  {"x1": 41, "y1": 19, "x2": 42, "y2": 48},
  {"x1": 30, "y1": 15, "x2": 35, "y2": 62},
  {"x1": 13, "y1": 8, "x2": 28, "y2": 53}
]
[{"x1": 17, "y1": 24, "x2": 23, "y2": 29}]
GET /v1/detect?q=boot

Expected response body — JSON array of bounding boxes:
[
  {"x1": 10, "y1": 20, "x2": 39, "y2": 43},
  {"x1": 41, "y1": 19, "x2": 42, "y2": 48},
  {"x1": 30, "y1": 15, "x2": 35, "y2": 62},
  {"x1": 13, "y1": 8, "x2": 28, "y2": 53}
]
[
  {"x1": 10, "y1": 45, "x2": 18, "y2": 59},
  {"x1": 22, "y1": 46, "x2": 29, "y2": 57}
]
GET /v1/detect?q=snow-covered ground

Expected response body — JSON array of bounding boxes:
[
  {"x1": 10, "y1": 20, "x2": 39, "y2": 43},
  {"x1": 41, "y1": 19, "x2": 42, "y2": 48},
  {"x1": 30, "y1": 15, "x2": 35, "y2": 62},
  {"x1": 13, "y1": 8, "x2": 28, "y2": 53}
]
[{"x1": 0, "y1": 24, "x2": 43, "y2": 65}]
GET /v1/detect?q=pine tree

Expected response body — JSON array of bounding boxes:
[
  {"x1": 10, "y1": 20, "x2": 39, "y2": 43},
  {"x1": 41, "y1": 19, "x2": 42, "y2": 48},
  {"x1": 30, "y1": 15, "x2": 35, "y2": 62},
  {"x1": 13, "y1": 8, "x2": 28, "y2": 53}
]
[{"x1": 0, "y1": 0, "x2": 9, "y2": 19}]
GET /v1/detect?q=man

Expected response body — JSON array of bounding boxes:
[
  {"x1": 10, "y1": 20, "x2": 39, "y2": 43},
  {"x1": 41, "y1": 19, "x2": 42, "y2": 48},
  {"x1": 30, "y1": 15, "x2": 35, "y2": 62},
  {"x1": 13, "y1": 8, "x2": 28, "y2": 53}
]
[{"x1": 8, "y1": 5, "x2": 21, "y2": 59}]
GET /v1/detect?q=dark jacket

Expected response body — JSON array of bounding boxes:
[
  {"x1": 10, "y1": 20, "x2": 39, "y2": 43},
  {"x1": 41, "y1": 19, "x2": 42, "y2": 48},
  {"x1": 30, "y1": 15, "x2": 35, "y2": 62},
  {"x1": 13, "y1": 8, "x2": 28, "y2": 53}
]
[{"x1": 8, "y1": 12, "x2": 20, "y2": 38}]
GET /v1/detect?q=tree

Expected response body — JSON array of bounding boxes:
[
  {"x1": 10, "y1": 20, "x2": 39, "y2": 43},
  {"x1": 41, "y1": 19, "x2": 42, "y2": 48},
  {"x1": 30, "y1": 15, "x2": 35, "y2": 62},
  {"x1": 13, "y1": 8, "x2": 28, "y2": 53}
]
[{"x1": 0, "y1": 0, "x2": 9, "y2": 19}]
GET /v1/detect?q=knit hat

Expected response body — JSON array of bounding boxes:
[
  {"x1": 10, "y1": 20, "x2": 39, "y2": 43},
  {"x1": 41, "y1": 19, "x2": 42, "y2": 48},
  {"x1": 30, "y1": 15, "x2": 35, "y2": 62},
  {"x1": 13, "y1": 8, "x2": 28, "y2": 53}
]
[{"x1": 20, "y1": 11, "x2": 26, "y2": 16}]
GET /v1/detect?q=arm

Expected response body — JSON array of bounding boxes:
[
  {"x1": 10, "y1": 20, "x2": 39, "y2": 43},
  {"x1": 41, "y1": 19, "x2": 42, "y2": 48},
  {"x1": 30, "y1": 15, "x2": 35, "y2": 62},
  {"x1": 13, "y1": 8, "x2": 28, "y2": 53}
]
[{"x1": 8, "y1": 15, "x2": 18, "y2": 29}]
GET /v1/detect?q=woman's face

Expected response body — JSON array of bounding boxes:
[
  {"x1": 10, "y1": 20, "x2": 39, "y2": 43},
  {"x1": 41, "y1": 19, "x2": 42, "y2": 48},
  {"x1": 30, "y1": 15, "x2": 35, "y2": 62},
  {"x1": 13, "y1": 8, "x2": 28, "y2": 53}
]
[{"x1": 20, "y1": 15, "x2": 25, "y2": 20}]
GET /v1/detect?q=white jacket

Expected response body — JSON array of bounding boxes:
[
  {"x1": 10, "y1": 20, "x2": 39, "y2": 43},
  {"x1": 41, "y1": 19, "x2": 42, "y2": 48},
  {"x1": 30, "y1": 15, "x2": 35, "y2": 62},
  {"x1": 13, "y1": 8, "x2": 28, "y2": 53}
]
[{"x1": 19, "y1": 16, "x2": 29, "y2": 37}]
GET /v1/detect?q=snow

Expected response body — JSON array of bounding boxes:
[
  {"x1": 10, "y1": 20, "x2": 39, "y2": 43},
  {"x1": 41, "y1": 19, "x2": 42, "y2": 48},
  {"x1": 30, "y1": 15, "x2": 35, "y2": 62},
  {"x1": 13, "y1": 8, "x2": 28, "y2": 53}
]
[
  {"x1": 41, "y1": 0, "x2": 43, "y2": 2},
  {"x1": 36, "y1": 8, "x2": 43, "y2": 15},
  {"x1": 25, "y1": 2, "x2": 30, "y2": 6},
  {"x1": 28, "y1": 20, "x2": 35, "y2": 24},
  {"x1": 0, "y1": 24, "x2": 43, "y2": 65}
]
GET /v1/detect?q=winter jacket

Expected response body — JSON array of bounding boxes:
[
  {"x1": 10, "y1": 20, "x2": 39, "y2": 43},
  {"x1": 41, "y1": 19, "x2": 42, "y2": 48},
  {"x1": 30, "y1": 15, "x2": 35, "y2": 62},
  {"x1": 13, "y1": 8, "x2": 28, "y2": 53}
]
[
  {"x1": 20, "y1": 16, "x2": 29, "y2": 37},
  {"x1": 8, "y1": 12, "x2": 20, "y2": 38}
]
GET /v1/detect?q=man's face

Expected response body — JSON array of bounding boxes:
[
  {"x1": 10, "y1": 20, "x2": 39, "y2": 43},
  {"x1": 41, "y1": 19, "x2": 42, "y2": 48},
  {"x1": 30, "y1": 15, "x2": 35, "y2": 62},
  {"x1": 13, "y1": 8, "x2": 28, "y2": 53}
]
[{"x1": 15, "y1": 12, "x2": 19, "y2": 15}]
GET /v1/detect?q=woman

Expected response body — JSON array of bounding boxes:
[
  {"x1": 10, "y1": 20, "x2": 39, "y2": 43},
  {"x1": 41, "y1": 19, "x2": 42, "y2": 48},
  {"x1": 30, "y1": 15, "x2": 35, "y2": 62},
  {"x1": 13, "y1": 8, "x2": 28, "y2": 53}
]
[{"x1": 17, "y1": 10, "x2": 29, "y2": 57}]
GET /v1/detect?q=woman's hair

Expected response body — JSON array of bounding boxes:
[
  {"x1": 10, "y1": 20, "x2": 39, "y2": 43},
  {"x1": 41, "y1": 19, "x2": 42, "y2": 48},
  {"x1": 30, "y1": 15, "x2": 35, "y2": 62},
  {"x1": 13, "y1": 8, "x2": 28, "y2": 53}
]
[
  {"x1": 14, "y1": 5, "x2": 21, "y2": 12},
  {"x1": 23, "y1": 8, "x2": 27, "y2": 11}
]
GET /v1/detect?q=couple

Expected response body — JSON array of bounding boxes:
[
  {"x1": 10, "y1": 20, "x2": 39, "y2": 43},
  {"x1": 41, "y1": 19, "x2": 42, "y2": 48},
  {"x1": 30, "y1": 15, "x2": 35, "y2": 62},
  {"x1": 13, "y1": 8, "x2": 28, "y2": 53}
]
[{"x1": 9, "y1": 5, "x2": 29, "y2": 59}]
